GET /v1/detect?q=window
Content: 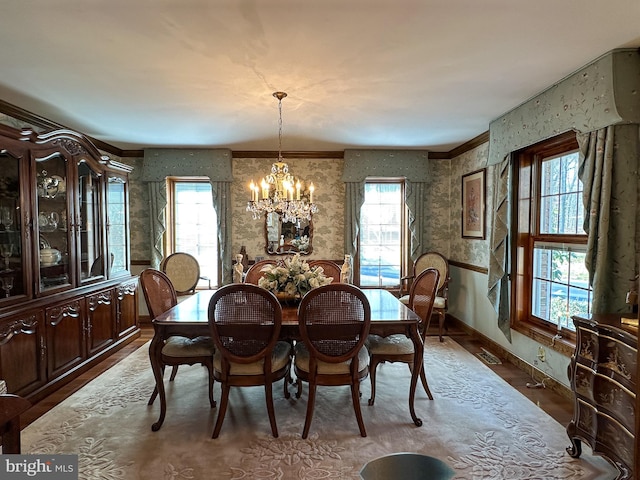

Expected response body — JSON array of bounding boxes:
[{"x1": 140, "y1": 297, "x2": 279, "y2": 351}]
[
  {"x1": 167, "y1": 179, "x2": 218, "y2": 288},
  {"x1": 359, "y1": 181, "x2": 406, "y2": 288},
  {"x1": 513, "y1": 132, "x2": 591, "y2": 338}
]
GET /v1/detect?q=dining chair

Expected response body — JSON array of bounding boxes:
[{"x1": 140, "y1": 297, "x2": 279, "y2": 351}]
[
  {"x1": 139, "y1": 268, "x2": 216, "y2": 411},
  {"x1": 367, "y1": 267, "x2": 440, "y2": 406},
  {"x1": 208, "y1": 283, "x2": 292, "y2": 438},
  {"x1": 399, "y1": 251, "x2": 450, "y2": 341},
  {"x1": 308, "y1": 260, "x2": 342, "y2": 283},
  {"x1": 161, "y1": 252, "x2": 210, "y2": 294},
  {"x1": 294, "y1": 283, "x2": 371, "y2": 438},
  {"x1": 244, "y1": 259, "x2": 278, "y2": 284}
]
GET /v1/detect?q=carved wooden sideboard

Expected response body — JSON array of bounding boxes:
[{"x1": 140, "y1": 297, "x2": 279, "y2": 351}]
[
  {"x1": 567, "y1": 314, "x2": 637, "y2": 479},
  {"x1": 0, "y1": 124, "x2": 139, "y2": 403}
]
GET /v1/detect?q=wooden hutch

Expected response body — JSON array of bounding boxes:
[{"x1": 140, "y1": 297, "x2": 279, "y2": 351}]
[{"x1": 0, "y1": 123, "x2": 139, "y2": 403}]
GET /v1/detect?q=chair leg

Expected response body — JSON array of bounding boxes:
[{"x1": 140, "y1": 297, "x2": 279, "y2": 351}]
[
  {"x1": 265, "y1": 382, "x2": 279, "y2": 438},
  {"x1": 283, "y1": 368, "x2": 291, "y2": 399},
  {"x1": 295, "y1": 378, "x2": 303, "y2": 399},
  {"x1": 351, "y1": 380, "x2": 367, "y2": 437},
  {"x1": 368, "y1": 356, "x2": 381, "y2": 406},
  {"x1": 302, "y1": 382, "x2": 317, "y2": 439},
  {"x1": 212, "y1": 384, "x2": 231, "y2": 439},
  {"x1": 438, "y1": 310, "x2": 445, "y2": 342},
  {"x1": 206, "y1": 363, "x2": 216, "y2": 408},
  {"x1": 169, "y1": 365, "x2": 179, "y2": 381}
]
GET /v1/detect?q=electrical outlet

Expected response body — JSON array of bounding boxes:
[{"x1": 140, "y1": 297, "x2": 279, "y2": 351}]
[
  {"x1": 533, "y1": 359, "x2": 538, "y2": 366},
  {"x1": 537, "y1": 347, "x2": 546, "y2": 362}
]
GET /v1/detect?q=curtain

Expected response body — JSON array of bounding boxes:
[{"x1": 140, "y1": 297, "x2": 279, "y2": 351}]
[
  {"x1": 405, "y1": 180, "x2": 426, "y2": 263},
  {"x1": 487, "y1": 156, "x2": 512, "y2": 341},
  {"x1": 578, "y1": 125, "x2": 638, "y2": 313},
  {"x1": 148, "y1": 180, "x2": 167, "y2": 269},
  {"x1": 210, "y1": 180, "x2": 232, "y2": 285},
  {"x1": 343, "y1": 182, "x2": 365, "y2": 260}
]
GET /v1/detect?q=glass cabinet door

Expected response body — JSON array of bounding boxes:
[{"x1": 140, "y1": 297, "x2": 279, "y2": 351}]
[
  {"x1": 77, "y1": 162, "x2": 104, "y2": 282},
  {"x1": 0, "y1": 153, "x2": 27, "y2": 302},
  {"x1": 106, "y1": 174, "x2": 129, "y2": 277},
  {"x1": 35, "y1": 154, "x2": 72, "y2": 293}
]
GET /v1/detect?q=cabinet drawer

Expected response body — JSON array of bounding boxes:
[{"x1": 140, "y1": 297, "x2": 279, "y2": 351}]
[
  {"x1": 597, "y1": 333, "x2": 637, "y2": 390},
  {"x1": 593, "y1": 373, "x2": 636, "y2": 433},
  {"x1": 595, "y1": 410, "x2": 635, "y2": 468}
]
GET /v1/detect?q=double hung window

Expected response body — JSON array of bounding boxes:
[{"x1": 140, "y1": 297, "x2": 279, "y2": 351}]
[
  {"x1": 167, "y1": 178, "x2": 218, "y2": 288},
  {"x1": 359, "y1": 181, "x2": 406, "y2": 288},
  {"x1": 513, "y1": 132, "x2": 591, "y2": 338}
]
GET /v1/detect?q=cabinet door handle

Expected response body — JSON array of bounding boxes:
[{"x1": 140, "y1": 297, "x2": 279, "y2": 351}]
[{"x1": 40, "y1": 336, "x2": 46, "y2": 359}]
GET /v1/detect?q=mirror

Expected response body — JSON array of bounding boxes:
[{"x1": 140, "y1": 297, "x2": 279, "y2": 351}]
[{"x1": 265, "y1": 212, "x2": 313, "y2": 255}]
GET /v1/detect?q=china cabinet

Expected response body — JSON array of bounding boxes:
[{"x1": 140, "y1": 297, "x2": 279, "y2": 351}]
[
  {"x1": 0, "y1": 124, "x2": 139, "y2": 402},
  {"x1": 567, "y1": 314, "x2": 637, "y2": 479}
]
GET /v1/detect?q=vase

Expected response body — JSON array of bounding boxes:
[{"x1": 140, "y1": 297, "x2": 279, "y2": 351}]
[{"x1": 275, "y1": 291, "x2": 301, "y2": 306}]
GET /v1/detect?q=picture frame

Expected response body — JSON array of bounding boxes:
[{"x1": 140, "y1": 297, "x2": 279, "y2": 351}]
[{"x1": 461, "y1": 168, "x2": 486, "y2": 239}]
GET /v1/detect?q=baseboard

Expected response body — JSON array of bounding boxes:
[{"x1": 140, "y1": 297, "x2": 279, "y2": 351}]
[{"x1": 445, "y1": 314, "x2": 572, "y2": 401}]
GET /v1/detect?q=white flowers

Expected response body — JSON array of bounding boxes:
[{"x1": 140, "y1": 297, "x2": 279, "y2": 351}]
[
  {"x1": 290, "y1": 235, "x2": 310, "y2": 252},
  {"x1": 258, "y1": 254, "x2": 332, "y2": 297}
]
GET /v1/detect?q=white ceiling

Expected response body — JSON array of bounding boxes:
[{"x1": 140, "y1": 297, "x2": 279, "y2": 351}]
[{"x1": 0, "y1": 1, "x2": 639, "y2": 153}]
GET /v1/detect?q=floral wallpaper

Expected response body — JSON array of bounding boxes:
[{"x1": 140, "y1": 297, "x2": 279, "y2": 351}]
[
  {"x1": 232, "y1": 157, "x2": 345, "y2": 262},
  {"x1": 448, "y1": 143, "x2": 492, "y2": 268},
  {"x1": 124, "y1": 157, "x2": 148, "y2": 261}
]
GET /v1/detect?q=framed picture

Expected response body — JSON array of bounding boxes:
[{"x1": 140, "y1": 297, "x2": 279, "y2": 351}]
[{"x1": 461, "y1": 168, "x2": 486, "y2": 239}]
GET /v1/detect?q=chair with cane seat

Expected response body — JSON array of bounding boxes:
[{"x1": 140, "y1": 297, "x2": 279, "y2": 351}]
[
  {"x1": 367, "y1": 267, "x2": 440, "y2": 406},
  {"x1": 161, "y1": 252, "x2": 210, "y2": 294},
  {"x1": 399, "y1": 252, "x2": 450, "y2": 341},
  {"x1": 208, "y1": 283, "x2": 292, "y2": 438},
  {"x1": 294, "y1": 283, "x2": 371, "y2": 438},
  {"x1": 139, "y1": 268, "x2": 215, "y2": 419}
]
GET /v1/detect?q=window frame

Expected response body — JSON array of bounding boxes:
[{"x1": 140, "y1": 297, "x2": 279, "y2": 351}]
[
  {"x1": 511, "y1": 131, "x2": 586, "y2": 347},
  {"x1": 356, "y1": 178, "x2": 409, "y2": 290},
  {"x1": 165, "y1": 176, "x2": 219, "y2": 288}
]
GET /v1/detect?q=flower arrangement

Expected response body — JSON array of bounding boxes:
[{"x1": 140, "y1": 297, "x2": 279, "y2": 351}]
[
  {"x1": 258, "y1": 254, "x2": 333, "y2": 299},
  {"x1": 290, "y1": 235, "x2": 310, "y2": 252}
]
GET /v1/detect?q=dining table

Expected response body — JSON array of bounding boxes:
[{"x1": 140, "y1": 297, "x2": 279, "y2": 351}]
[{"x1": 149, "y1": 288, "x2": 425, "y2": 431}]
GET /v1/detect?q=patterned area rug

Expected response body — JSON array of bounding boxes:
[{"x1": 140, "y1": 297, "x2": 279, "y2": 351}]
[{"x1": 19, "y1": 338, "x2": 617, "y2": 479}]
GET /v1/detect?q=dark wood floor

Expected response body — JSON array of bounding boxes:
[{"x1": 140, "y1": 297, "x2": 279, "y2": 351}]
[{"x1": 19, "y1": 326, "x2": 574, "y2": 430}]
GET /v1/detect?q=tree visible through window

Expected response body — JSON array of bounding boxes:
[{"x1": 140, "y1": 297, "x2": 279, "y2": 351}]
[
  {"x1": 513, "y1": 133, "x2": 591, "y2": 337},
  {"x1": 169, "y1": 180, "x2": 218, "y2": 288},
  {"x1": 359, "y1": 181, "x2": 404, "y2": 288}
]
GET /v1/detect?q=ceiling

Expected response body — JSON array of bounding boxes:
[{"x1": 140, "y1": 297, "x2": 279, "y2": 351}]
[{"x1": 0, "y1": 1, "x2": 639, "y2": 154}]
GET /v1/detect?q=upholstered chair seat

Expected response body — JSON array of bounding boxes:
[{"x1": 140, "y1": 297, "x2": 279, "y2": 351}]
[
  {"x1": 366, "y1": 334, "x2": 414, "y2": 355},
  {"x1": 294, "y1": 343, "x2": 369, "y2": 375},
  {"x1": 213, "y1": 341, "x2": 291, "y2": 375},
  {"x1": 162, "y1": 336, "x2": 215, "y2": 357}
]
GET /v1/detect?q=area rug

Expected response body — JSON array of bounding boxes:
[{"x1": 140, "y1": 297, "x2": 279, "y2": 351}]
[{"x1": 18, "y1": 338, "x2": 617, "y2": 479}]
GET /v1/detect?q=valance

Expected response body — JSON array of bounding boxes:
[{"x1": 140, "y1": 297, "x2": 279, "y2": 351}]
[
  {"x1": 142, "y1": 148, "x2": 233, "y2": 182},
  {"x1": 342, "y1": 150, "x2": 430, "y2": 182},
  {"x1": 488, "y1": 49, "x2": 640, "y2": 166}
]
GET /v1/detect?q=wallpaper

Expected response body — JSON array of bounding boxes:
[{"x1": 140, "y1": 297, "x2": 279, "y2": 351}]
[{"x1": 448, "y1": 143, "x2": 492, "y2": 268}]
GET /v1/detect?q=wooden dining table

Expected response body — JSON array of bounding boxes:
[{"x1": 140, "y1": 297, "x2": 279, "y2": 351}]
[{"x1": 149, "y1": 288, "x2": 425, "y2": 431}]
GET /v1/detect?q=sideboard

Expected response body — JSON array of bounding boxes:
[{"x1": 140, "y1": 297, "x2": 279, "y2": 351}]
[{"x1": 567, "y1": 314, "x2": 637, "y2": 479}]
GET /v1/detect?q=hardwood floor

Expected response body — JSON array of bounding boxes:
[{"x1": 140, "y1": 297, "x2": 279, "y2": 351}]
[{"x1": 19, "y1": 326, "x2": 574, "y2": 431}]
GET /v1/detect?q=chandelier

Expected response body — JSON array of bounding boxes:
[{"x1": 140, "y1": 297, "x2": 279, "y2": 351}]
[{"x1": 247, "y1": 92, "x2": 318, "y2": 223}]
